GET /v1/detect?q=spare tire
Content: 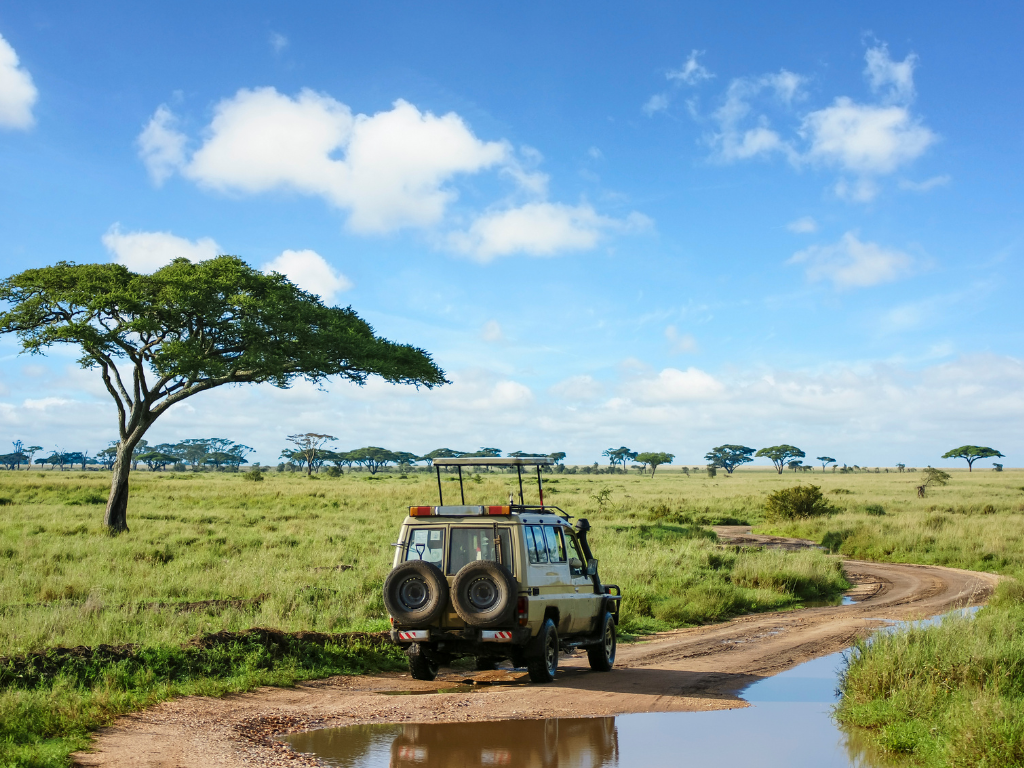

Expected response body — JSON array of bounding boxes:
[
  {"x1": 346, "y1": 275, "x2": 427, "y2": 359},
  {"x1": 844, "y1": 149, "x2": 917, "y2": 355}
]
[
  {"x1": 451, "y1": 561, "x2": 517, "y2": 628},
  {"x1": 383, "y1": 560, "x2": 449, "y2": 627}
]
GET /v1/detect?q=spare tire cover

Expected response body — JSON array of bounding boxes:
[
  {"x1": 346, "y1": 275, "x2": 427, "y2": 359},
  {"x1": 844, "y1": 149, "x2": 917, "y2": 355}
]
[
  {"x1": 383, "y1": 560, "x2": 449, "y2": 627},
  {"x1": 451, "y1": 561, "x2": 517, "y2": 628}
]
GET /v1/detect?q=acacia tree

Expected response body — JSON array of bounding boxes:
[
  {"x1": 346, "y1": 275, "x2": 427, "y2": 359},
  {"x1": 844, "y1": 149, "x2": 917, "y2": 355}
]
[
  {"x1": 941, "y1": 445, "x2": 1004, "y2": 472},
  {"x1": 755, "y1": 445, "x2": 805, "y2": 474},
  {"x1": 704, "y1": 445, "x2": 755, "y2": 474},
  {"x1": 635, "y1": 451, "x2": 674, "y2": 477},
  {"x1": 0, "y1": 257, "x2": 447, "y2": 531},
  {"x1": 602, "y1": 447, "x2": 637, "y2": 473},
  {"x1": 817, "y1": 456, "x2": 836, "y2": 472},
  {"x1": 286, "y1": 433, "x2": 336, "y2": 477}
]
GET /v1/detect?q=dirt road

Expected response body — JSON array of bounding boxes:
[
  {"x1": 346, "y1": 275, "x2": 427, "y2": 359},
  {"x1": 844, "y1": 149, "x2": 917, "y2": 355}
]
[{"x1": 73, "y1": 533, "x2": 999, "y2": 767}]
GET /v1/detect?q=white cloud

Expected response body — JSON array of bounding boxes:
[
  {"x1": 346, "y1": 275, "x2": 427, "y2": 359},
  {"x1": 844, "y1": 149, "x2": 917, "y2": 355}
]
[
  {"x1": 0, "y1": 32, "x2": 38, "y2": 129},
  {"x1": 587, "y1": 146, "x2": 603, "y2": 160},
  {"x1": 261, "y1": 249, "x2": 352, "y2": 303},
  {"x1": 269, "y1": 32, "x2": 289, "y2": 53},
  {"x1": 668, "y1": 50, "x2": 713, "y2": 86},
  {"x1": 156, "y1": 89, "x2": 508, "y2": 234},
  {"x1": 449, "y1": 202, "x2": 651, "y2": 263},
  {"x1": 788, "y1": 231, "x2": 915, "y2": 289},
  {"x1": 102, "y1": 224, "x2": 221, "y2": 273},
  {"x1": 137, "y1": 105, "x2": 187, "y2": 185},
  {"x1": 549, "y1": 375, "x2": 603, "y2": 402},
  {"x1": 481, "y1": 320, "x2": 505, "y2": 344},
  {"x1": 708, "y1": 71, "x2": 805, "y2": 162},
  {"x1": 800, "y1": 97, "x2": 935, "y2": 176},
  {"x1": 787, "y1": 216, "x2": 818, "y2": 234},
  {"x1": 697, "y1": 43, "x2": 935, "y2": 201},
  {"x1": 665, "y1": 325, "x2": 697, "y2": 353},
  {"x1": 632, "y1": 367, "x2": 724, "y2": 403},
  {"x1": 899, "y1": 174, "x2": 951, "y2": 192},
  {"x1": 642, "y1": 93, "x2": 669, "y2": 116},
  {"x1": 864, "y1": 44, "x2": 917, "y2": 104}
]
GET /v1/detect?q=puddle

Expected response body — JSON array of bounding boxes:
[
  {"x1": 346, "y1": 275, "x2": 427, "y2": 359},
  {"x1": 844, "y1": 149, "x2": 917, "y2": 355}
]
[{"x1": 283, "y1": 608, "x2": 978, "y2": 767}]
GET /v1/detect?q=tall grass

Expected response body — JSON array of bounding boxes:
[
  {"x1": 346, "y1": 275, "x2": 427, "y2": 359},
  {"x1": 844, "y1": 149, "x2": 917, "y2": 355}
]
[{"x1": 837, "y1": 579, "x2": 1024, "y2": 766}]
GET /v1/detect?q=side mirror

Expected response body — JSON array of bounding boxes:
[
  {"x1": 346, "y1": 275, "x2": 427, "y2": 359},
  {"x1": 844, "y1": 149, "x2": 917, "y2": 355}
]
[
  {"x1": 569, "y1": 557, "x2": 582, "y2": 570},
  {"x1": 585, "y1": 559, "x2": 599, "y2": 577}
]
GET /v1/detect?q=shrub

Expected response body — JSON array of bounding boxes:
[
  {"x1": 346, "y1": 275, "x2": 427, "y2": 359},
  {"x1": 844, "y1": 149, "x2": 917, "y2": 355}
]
[
  {"x1": 763, "y1": 484, "x2": 838, "y2": 522},
  {"x1": 863, "y1": 504, "x2": 885, "y2": 516},
  {"x1": 243, "y1": 468, "x2": 264, "y2": 482}
]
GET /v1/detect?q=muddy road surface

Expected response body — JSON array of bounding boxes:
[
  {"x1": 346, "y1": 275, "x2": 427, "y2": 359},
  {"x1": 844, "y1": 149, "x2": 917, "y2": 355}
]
[{"x1": 74, "y1": 532, "x2": 999, "y2": 767}]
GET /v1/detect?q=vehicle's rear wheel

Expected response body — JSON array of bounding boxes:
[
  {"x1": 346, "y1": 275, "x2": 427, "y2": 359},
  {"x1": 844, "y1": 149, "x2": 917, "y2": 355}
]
[
  {"x1": 451, "y1": 561, "x2": 517, "y2": 628},
  {"x1": 407, "y1": 643, "x2": 439, "y2": 681},
  {"x1": 383, "y1": 560, "x2": 449, "y2": 627},
  {"x1": 527, "y1": 619, "x2": 559, "y2": 683},
  {"x1": 587, "y1": 612, "x2": 617, "y2": 672}
]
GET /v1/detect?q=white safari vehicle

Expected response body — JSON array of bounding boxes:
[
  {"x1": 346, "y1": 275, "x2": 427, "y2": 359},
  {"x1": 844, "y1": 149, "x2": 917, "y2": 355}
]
[{"x1": 384, "y1": 457, "x2": 621, "y2": 683}]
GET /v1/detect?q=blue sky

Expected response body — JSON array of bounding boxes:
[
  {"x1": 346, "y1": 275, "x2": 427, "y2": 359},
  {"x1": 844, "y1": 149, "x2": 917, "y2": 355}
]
[{"x1": 0, "y1": 2, "x2": 1021, "y2": 469}]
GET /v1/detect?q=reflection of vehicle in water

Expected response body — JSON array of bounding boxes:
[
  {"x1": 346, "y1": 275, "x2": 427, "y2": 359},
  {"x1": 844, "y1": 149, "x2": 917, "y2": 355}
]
[{"x1": 389, "y1": 718, "x2": 618, "y2": 768}]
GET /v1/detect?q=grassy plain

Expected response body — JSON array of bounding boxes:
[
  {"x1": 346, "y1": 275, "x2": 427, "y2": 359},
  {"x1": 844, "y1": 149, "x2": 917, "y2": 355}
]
[{"x1": 0, "y1": 464, "x2": 1021, "y2": 766}]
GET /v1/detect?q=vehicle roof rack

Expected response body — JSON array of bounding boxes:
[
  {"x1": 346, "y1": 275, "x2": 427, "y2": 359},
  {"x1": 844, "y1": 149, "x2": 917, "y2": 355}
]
[
  {"x1": 432, "y1": 457, "x2": 554, "y2": 467},
  {"x1": 431, "y1": 457, "x2": 556, "y2": 509}
]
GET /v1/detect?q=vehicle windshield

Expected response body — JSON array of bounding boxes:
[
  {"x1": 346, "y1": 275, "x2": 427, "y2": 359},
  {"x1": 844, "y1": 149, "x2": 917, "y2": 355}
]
[{"x1": 447, "y1": 527, "x2": 513, "y2": 575}]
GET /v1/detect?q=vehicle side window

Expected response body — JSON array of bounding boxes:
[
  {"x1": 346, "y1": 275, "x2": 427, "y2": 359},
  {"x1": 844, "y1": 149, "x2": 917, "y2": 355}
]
[
  {"x1": 564, "y1": 532, "x2": 584, "y2": 576},
  {"x1": 405, "y1": 528, "x2": 445, "y2": 568},
  {"x1": 447, "y1": 528, "x2": 513, "y2": 575},
  {"x1": 525, "y1": 525, "x2": 548, "y2": 564},
  {"x1": 544, "y1": 526, "x2": 566, "y2": 563}
]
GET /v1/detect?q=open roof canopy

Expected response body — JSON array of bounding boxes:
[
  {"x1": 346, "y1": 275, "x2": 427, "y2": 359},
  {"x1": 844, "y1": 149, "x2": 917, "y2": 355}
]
[{"x1": 432, "y1": 457, "x2": 554, "y2": 467}]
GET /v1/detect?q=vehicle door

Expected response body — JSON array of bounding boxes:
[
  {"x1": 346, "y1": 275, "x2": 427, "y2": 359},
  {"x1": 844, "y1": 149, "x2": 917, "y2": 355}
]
[
  {"x1": 523, "y1": 524, "x2": 573, "y2": 636},
  {"x1": 564, "y1": 531, "x2": 600, "y2": 634}
]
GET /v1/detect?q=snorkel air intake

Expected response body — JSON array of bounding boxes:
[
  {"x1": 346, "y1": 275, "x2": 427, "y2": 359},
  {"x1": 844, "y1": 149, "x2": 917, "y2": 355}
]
[{"x1": 575, "y1": 518, "x2": 604, "y2": 593}]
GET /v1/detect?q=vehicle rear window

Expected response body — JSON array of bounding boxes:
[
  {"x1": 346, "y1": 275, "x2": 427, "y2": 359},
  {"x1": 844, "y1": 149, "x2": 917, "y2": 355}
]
[
  {"x1": 405, "y1": 528, "x2": 445, "y2": 568},
  {"x1": 447, "y1": 527, "x2": 513, "y2": 575}
]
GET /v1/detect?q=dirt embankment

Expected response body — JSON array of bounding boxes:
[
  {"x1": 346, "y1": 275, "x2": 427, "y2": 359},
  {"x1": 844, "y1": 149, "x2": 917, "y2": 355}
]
[{"x1": 73, "y1": 531, "x2": 999, "y2": 768}]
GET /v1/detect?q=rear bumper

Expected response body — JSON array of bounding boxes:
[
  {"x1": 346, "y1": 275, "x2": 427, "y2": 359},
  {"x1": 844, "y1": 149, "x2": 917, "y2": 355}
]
[{"x1": 391, "y1": 625, "x2": 532, "y2": 654}]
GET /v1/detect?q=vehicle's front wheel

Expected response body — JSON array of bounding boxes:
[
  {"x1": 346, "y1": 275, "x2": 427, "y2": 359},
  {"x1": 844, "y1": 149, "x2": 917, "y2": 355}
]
[
  {"x1": 587, "y1": 612, "x2": 617, "y2": 672},
  {"x1": 527, "y1": 619, "x2": 559, "y2": 683},
  {"x1": 407, "y1": 643, "x2": 439, "y2": 681}
]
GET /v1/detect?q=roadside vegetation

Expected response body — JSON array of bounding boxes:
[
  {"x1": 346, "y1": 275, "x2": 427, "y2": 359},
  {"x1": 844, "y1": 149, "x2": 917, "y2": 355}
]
[
  {"x1": 760, "y1": 469, "x2": 1024, "y2": 767},
  {"x1": 1, "y1": 465, "x2": 1019, "y2": 766}
]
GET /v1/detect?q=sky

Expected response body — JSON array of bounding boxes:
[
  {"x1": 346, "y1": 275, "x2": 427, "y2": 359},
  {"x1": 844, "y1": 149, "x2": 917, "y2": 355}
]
[{"x1": 0, "y1": 1, "x2": 1022, "y2": 469}]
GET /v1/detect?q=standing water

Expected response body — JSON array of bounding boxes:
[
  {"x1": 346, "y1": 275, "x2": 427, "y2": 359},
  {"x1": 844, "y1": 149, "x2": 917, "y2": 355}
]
[{"x1": 284, "y1": 610, "x2": 977, "y2": 767}]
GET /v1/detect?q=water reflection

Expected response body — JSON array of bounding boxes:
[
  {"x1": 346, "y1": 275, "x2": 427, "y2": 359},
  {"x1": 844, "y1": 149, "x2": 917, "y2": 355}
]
[{"x1": 285, "y1": 718, "x2": 617, "y2": 768}]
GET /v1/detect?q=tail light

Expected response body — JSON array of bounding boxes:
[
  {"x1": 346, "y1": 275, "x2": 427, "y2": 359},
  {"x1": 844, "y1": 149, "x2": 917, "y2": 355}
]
[
  {"x1": 516, "y1": 595, "x2": 529, "y2": 627},
  {"x1": 409, "y1": 506, "x2": 433, "y2": 516},
  {"x1": 486, "y1": 505, "x2": 511, "y2": 515}
]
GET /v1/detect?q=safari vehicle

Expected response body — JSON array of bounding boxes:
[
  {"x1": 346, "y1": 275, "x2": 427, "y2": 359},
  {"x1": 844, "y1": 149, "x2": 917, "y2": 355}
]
[{"x1": 383, "y1": 457, "x2": 621, "y2": 683}]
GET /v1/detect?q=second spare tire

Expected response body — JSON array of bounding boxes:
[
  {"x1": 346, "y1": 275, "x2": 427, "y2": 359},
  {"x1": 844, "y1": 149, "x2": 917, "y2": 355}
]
[
  {"x1": 383, "y1": 560, "x2": 449, "y2": 626},
  {"x1": 452, "y1": 561, "x2": 517, "y2": 628}
]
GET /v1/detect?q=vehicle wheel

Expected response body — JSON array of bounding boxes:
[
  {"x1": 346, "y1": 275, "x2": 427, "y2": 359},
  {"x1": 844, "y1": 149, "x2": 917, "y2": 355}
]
[
  {"x1": 587, "y1": 612, "x2": 617, "y2": 672},
  {"x1": 383, "y1": 560, "x2": 449, "y2": 627},
  {"x1": 451, "y1": 561, "x2": 517, "y2": 628},
  {"x1": 474, "y1": 657, "x2": 499, "y2": 671},
  {"x1": 407, "y1": 643, "x2": 439, "y2": 681},
  {"x1": 527, "y1": 619, "x2": 559, "y2": 683}
]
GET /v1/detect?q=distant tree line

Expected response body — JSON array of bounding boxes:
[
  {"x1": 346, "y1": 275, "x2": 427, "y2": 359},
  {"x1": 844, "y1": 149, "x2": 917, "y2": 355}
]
[{"x1": 0, "y1": 438, "x2": 253, "y2": 472}]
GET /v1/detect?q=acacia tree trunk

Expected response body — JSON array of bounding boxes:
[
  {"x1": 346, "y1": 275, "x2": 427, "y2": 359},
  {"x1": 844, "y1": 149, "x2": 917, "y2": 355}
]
[{"x1": 104, "y1": 444, "x2": 133, "y2": 532}]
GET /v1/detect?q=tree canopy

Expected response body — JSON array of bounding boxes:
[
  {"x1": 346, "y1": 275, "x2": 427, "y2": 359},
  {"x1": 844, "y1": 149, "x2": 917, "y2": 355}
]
[
  {"x1": 816, "y1": 456, "x2": 837, "y2": 471},
  {"x1": 0, "y1": 257, "x2": 447, "y2": 530},
  {"x1": 602, "y1": 447, "x2": 637, "y2": 472},
  {"x1": 755, "y1": 445, "x2": 805, "y2": 474},
  {"x1": 704, "y1": 445, "x2": 755, "y2": 474},
  {"x1": 635, "y1": 452, "x2": 674, "y2": 476},
  {"x1": 940, "y1": 445, "x2": 1004, "y2": 472}
]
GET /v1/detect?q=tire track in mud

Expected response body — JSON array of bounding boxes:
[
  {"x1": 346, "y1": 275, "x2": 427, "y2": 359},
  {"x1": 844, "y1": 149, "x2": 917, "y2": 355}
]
[{"x1": 73, "y1": 534, "x2": 1000, "y2": 768}]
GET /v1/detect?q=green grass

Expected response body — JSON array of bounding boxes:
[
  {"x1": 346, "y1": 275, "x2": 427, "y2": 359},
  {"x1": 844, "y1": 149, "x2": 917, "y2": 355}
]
[{"x1": 3, "y1": 464, "x2": 1019, "y2": 766}]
